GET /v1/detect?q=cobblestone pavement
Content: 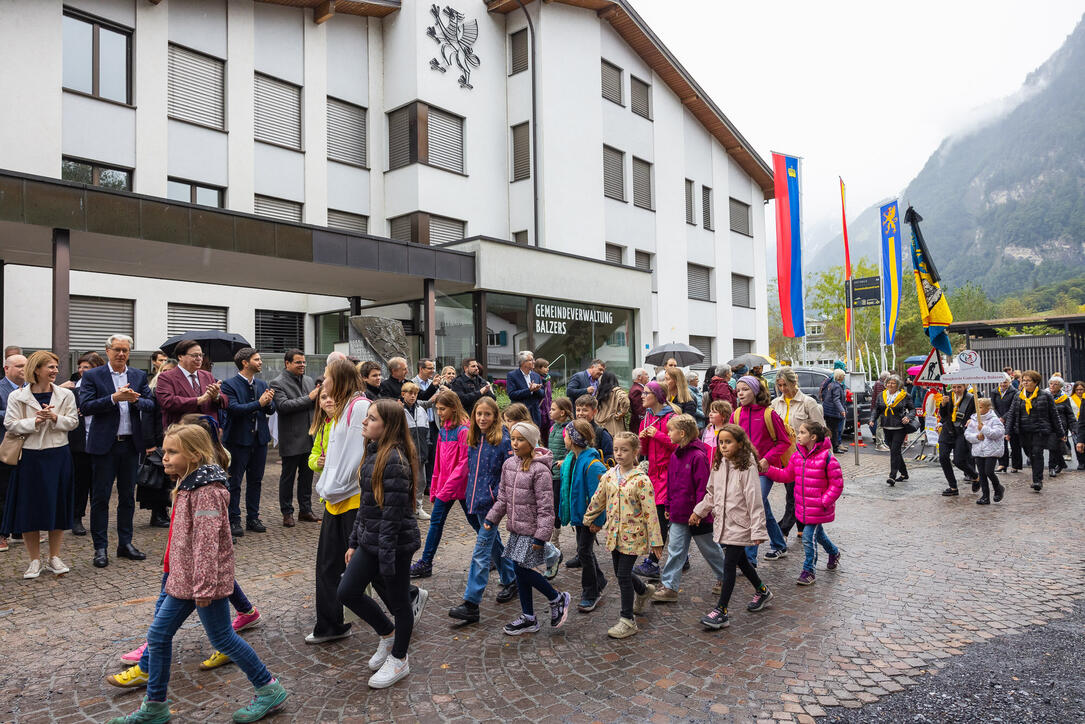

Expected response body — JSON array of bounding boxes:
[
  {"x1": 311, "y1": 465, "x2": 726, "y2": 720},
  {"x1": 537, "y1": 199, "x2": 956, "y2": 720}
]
[{"x1": 0, "y1": 446, "x2": 1081, "y2": 723}]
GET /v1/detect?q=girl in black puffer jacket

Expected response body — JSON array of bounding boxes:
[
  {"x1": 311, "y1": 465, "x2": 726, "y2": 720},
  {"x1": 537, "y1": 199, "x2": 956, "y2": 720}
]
[
  {"x1": 1005, "y1": 370, "x2": 1065, "y2": 492},
  {"x1": 340, "y1": 399, "x2": 421, "y2": 690}
]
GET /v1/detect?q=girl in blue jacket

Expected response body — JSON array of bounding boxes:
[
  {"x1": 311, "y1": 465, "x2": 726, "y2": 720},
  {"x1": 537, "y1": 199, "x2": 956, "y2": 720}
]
[{"x1": 560, "y1": 419, "x2": 609, "y2": 613}]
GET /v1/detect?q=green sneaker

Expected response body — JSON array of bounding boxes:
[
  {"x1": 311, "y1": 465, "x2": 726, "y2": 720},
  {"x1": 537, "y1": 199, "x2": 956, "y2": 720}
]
[
  {"x1": 233, "y1": 679, "x2": 288, "y2": 723},
  {"x1": 105, "y1": 696, "x2": 171, "y2": 724}
]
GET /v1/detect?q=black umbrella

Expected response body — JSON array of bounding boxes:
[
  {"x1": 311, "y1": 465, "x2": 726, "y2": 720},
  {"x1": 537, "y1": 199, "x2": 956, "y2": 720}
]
[
  {"x1": 159, "y1": 330, "x2": 251, "y2": 362},
  {"x1": 726, "y1": 353, "x2": 774, "y2": 370},
  {"x1": 644, "y1": 342, "x2": 705, "y2": 367}
]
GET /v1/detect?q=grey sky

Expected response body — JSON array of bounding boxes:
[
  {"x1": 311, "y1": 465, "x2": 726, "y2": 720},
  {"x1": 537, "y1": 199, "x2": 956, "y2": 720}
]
[{"x1": 629, "y1": 0, "x2": 1084, "y2": 245}]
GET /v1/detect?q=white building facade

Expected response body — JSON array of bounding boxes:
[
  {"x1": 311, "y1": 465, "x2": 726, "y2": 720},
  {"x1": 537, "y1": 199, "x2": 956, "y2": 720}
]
[{"x1": 0, "y1": 0, "x2": 772, "y2": 380}]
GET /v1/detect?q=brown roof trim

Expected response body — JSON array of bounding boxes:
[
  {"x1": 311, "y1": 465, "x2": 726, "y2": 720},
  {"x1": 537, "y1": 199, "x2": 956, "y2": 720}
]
[
  {"x1": 255, "y1": 0, "x2": 401, "y2": 19},
  {"x1": 487, "y1": 0, "x2": 775, "y2": 197}
]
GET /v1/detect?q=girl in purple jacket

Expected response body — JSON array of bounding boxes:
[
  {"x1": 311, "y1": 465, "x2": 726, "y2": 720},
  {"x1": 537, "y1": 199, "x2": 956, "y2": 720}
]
[{"x1": 765, "y1": 421, "x2": 842, "y2": 586}]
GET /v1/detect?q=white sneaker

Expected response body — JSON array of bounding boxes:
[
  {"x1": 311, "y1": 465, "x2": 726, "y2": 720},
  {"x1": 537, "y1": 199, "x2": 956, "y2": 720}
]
[
  {"x1": 416, "y1": 501, "x2": 431, "y2": 520},
  {"x1": 368, "y1": 654, "x2": 409, "y2": 689},
  {"x1": 411, "y1": 588, "x2": 429, "y2": 620},
  {"x1": 46, "y1": 556, "x2": 70, "y2": 574},
  {"x1": 368, "y1": 635, "x2": 395, "y2": 671},
  {"x1": 23, "y1": 559, "x2": 42, "y2": 579}
]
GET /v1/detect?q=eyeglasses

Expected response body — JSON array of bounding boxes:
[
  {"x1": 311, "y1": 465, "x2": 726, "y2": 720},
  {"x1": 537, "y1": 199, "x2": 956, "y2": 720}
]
[{"x1": 185, "y1": 352, "x2": 205, "y2": 359}]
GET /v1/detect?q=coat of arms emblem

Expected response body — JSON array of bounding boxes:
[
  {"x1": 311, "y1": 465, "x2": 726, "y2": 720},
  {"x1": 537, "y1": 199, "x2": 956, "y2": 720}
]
[{"x1": 426, "y1": 4, "x2": 481, "y2": 89}]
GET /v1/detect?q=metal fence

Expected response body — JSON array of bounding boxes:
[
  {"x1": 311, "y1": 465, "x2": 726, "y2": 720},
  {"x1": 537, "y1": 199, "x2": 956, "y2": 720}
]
[{"x1": 969, "y1": 335, "x2": 1068, "y2": 379}]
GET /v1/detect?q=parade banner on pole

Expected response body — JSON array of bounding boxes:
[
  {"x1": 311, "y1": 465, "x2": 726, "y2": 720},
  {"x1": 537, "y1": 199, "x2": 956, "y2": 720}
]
[
  {"x1": 773, "y1": 152, "x2": 805, "y2": 338},
  {"x1": 840, "y1": 178, "x2": 852, "y2": 347},
  {"x1": 904, "y1": 206, "x2": 954, "y2": 355},
  {"x1": 879, "y1": 200, "x2": 903, "y2": 345}
]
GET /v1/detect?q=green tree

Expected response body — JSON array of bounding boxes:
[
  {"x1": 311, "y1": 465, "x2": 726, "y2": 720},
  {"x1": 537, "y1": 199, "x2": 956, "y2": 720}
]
[
  {"x1": 767, "y1": 280, "x2": 805, "y2": 363},
  {"x1": 1053, "y1": 292, "x2": 1081, "y2": 315},
  {"x1": 947, "y1": 281, "x2": 994, "y2": 322}
]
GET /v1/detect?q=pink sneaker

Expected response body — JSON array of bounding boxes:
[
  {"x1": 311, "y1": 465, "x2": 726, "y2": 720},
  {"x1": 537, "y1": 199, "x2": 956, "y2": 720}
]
[
  {"x1": 232, "y1": 608, "x2": 261, "y2": 632},
  {"x1": 120, "y1": 641, "x2": 147, "y2": 664}
]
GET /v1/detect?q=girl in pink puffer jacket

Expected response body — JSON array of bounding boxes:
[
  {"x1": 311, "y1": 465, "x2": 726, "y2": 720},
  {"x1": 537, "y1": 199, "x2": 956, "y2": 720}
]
[{"x1": 765, "y1": 421, "x2": 842, "y2": 586}]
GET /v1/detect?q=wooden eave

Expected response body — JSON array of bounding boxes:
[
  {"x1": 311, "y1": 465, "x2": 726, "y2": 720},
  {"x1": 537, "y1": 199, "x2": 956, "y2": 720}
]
[{"x1": 255, "y1": 0, "x2": 401, "y2": 19}]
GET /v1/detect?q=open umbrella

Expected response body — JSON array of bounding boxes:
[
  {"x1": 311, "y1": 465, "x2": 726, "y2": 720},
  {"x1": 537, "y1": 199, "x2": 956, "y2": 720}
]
[
  {"x1": 645, "y1": 342, "x2": 705, "y2": 367},
  {"x1": 907, "y1": 365, "x2": 922, "y2": 376},
  {"x1": 159, "y1": 330, "x2": 251, "y2": 362},
  {"x1": 902, "y1": 355, "x2": 927, "y2": 365},
  {"x1": 727, "y1": 353, "x2": 774, "y2": 370}
]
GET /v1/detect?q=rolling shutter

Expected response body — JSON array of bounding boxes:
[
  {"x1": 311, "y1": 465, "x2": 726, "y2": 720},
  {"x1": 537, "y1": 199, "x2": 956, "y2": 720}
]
[
  {"x1": 630, "y1": 76, "x2": 651, "y2": 119},
  {"x1": 327, "y1": 97, "x2": 367, "y2": 166},
  {"x1": 254, "y1": 309, "x2": 304, "y2": 353},
  {"x1": 600, "y1": 59, "x2": 622, "y2": 104},
  {"x1": 634, "y1": 250, "x2": 652, "y2": 271},
  {"x1": 685, "y1": 179, "x2": 695, "y2": 224},
  {"x1": 327, "y1": 209, "x2": 369, "y2": 234},
  {"x1": 167, "y1": 303, "x2": 227, "y2": 336},
  {"x1": 254, "y1": 73, "x2": 301, "y2": 150},
  {"x1": 632, "y1": 157, "x2": 652, "y2": 209},
  {"x1": 687, "y1": 264, "x2": 711, "y2": 301},
  {"x1": 731, "y1": 274, "x2": 752, "y2": 307},
  {"x1": 427, "y1": 107, "x2": 464, "y2": 173},
  {"x1": 733, "y1": 339, "x2": 753, "y2": 356},
  {"x1": 254, "y1": 195, "x2": 302, "y2": 222},
  {"x1": 603, "y1": 146, "x2": 624, "y2": 200},
  {"x1": 511, "y1": 122, "x2": 530, "y2": 181},
  {"x1": 689, "y1": 335, "x2": 712, "y2": 369},
  {"x1": 702, "y1": 186, "x2": 714, "y2": 230},
  {"x1": 429, "y1": 215, "x2": 465, "y2": 245},
  {"x1": 168, "y1": 45, "x2": 225, "y2": 129},
  {"x1": 509, "y1": 29, "x2": 528, "y2": 75},
  {"x1": 388, "y1": 106, "x2": 412, "y2": 170},
  {"x1": 604, "y1": 244, "x2": 623, "y2": 264},
  {"x1": 388, "y1": 214, "x2": 413, "y2": 242},
  {"x1": 729, "y1": 197, "x2": 751, "y2": 236},
  {"x1": 69, "y1": 296, "x2": 134, "y2": 350}
]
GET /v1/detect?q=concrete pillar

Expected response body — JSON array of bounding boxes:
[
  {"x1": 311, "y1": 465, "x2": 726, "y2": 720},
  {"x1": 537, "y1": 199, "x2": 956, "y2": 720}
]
[
  {"x1": 52, "y1": 229, "x2": 70, "y2": 377},
  {"x1": 423, "y1": 278, "x2": 436, "y2": 358}
]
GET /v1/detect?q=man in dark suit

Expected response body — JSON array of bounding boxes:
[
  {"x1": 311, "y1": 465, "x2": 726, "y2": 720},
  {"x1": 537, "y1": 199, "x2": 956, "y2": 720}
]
[
  {"x1": 0, "y1": 352, "x2": 26, "y2": 552},
  {"x1": 451, "y1": 358, "x2": 495, "y2": 413},
  {"x1": 156, "y1": 339, "x2": 228, "y2": 428},
  {"x1": 270, "y1": 348, "x2": 320, "y2": 527},
  {"x1": 565, "y1": 359, "x2": 605, "y2": 405},
  {"x1": 221, "y1": 347, "x2": 276, "y2": 537},
  {"x1": 505, "y1": 350, "x2": 545, "y2": 427},
  {"x1": 79, "y1": 334, "x2": 155, "y2": 568}
]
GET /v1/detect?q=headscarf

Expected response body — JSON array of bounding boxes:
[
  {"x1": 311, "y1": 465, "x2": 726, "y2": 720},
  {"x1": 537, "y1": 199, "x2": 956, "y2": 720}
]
[
  {"x1": 564, "y1": 422, "x2": 588, "y2": 448},
  {"x1": 737, "y1": 375, "x2": 761, "y2": 398},
  {"x1": 511, "y1": 421, "x2": 541, "y2": 449},
  {"x1": 646, "y1": 380, "x2": 667, "y2": 405}
]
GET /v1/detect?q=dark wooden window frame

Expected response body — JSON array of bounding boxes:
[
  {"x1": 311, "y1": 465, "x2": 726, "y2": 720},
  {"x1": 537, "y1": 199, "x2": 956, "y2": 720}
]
[
  {"x1": 63, "y1": 9, "x2": 133, "y2": 105},
  {"x1": 61, "y1": 155, "x2": 133, "y2": 190},
  {"x1": 386, "y1": 101, "x2": 468, "y2": 177},
  {"x1": 167, "y1": 176, "x2": 224, "y2": 207}
]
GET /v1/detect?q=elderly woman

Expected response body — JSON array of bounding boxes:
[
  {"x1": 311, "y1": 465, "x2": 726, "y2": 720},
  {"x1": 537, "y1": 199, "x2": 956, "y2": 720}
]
[
  {"x1": 822, "y1": 369, "x2": 848, "y2": 454},
  {"x1": 771, "y1": 367, "x2": 826, "y2": 537},
  {"x1": 1049, "y1": 376, "x2": 1074, "y2": 477},
  {"x1": 1, "y1": 350, "x2": 79, "y2": 579},
  {"x1": 872, "y1": 374, "x2": 915, "y2": 486},
  {"x1": 687, "y1": 372, "x2": 706, "y2": 430},
  {"x1": 1071, "y1": 380, "x2": 1085, "y2": 471}
]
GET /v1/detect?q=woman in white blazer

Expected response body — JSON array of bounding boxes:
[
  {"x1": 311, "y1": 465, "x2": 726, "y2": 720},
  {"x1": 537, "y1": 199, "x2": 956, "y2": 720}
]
[{"x1": 2, "y1": 350, "x2": 78, "y2": 579}]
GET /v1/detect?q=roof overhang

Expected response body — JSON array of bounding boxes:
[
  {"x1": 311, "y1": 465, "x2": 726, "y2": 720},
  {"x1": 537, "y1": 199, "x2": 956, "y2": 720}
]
[
  {"x1": 486, "y1": 0, "x2": 775, "y2": 198},
  {"x1": 253, "y1": 0, "x2": 401, "y2": 21}
]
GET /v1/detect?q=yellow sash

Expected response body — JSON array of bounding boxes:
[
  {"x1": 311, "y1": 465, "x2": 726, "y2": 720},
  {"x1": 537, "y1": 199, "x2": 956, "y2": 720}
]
[
  {"x1": 1054, "y1": 394, "x2": 1068, "y2": 404},
  {"x1": 951, "y1": 393, "x2": 962, "y2": 422},
  {"x1": 882, "y1": 389, "x2": 905, "y2": 412},
  {"x1": 784, "y1": 397, "x2": 792, "y2": 426},
  {"x1": 1020, "y1": 387, "x2": 1037, "y2": 414}
]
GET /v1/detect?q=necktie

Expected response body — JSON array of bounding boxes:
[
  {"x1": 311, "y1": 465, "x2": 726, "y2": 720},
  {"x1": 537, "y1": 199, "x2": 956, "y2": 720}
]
[{"x1": 190, "y1": 373, "x2": 200, "y2": 393}]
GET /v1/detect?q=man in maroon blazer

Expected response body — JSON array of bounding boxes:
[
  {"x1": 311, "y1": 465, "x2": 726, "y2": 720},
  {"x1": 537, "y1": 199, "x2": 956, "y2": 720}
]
[{"x1": 156, "y1": 339, "x2": 228, "y2": 428}]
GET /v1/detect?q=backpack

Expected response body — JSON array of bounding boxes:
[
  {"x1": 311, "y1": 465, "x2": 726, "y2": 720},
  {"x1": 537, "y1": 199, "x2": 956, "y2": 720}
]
[{"x1": 732, "y1": 407, "x2": 796, "y2": 466}]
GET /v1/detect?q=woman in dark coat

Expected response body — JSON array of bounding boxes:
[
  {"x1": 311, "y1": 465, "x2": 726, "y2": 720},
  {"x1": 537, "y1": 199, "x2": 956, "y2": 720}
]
[{"x1": 1005, "y1": 370, "x2": 1064, "y2": 492}]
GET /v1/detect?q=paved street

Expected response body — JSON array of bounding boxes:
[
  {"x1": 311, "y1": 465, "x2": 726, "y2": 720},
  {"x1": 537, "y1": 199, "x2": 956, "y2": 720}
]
[{"x1": 0, "y1": 447, "x2": 1081, "y2": 723}]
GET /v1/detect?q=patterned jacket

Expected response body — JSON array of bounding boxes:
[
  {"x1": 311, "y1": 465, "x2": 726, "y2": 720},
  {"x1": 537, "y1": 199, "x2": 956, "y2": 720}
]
[
  {"x1": 164, "y1": 465, "x2": 234, "y2": 601},
  {"x1": 583, "y1": 465, "x2": 663, "y2": 555}
]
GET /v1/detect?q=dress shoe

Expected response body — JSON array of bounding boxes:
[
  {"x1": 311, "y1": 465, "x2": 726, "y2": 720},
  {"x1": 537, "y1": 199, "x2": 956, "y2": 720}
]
[
  {"x1": 93, "y1": 548, "x2": 109, "y2": 568},
  {"x1": 247, "y1": 519, "x2": 267, "y2": 533},
  {"x1": 116, "y1": 543, "x2": 147, "y2": 561},
  {"x1": 231, "y1": 522, "x2": 245, "y2": 537},
  {"x1": 72, "y1": 519, "x2": 87, "y2": 536},
  {"x1": 298, "y1": 511, "x2": 321, "y2": 523},
  {"x1": 149, "y1": 511, "x2": 171, "y2": 528},
  {"x1": 283, "y1": 514, "x2": 296, "y2": 528}
]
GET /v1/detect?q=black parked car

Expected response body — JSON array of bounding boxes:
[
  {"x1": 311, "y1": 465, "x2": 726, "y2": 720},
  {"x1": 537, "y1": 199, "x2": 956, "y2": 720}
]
[{"x1": 761, "y1": 367, "x2": 872, "y2": 438}]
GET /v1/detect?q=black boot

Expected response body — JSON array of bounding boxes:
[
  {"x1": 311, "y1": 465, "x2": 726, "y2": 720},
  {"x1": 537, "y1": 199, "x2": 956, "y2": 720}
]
[
  {"x1": 448, "y1": 600, "x2": 480, "y2": 623},
  {"x1": 993, "y1": 482, "x2": 1005, "y2": 502}
]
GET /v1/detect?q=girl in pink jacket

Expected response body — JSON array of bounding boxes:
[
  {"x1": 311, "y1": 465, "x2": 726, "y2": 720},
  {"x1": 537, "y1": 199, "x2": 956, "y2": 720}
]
[
  {"x1": 765, "y1": 421, "x2": 842, "y2": 586},
  {"x1": 633, "y1": 381, "x2": 677, "y2": 579}
]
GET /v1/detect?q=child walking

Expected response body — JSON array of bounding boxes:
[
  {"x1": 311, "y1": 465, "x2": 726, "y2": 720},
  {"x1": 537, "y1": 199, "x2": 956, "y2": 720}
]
[
  {"x1": 400, "y1": 381, "x2": 432, "y2": 520},
  {"x1": 560, "y1": 419, "x2": 609, "y2": 612},
  {"x1": 583, "y1": 432, "x2": 662, "y2": 638},
  {"x1": 701, "y1": 400, "x2": 733, "y2": 448},
  {"x1": 692, "y1": 424, "x2": 774, "y2": 630},
  {"x1": 633, "y1": 381, "x2": 677, "y2": 579},
  {"x1": 108, "y1": 424, "x2": 287, "y2": 724},
  {"x1": 764, "y1": 421, "x2": 842, "y2": 585},
  {"x1": 484, "y1": 422, "x2": 571, "y2": 635},
  {"x1": 964, "y1": 398, "x2": 1006, "y2": 505},
  {"x1": 546, "y1": 397, "x2": 574, "y2": 566}
]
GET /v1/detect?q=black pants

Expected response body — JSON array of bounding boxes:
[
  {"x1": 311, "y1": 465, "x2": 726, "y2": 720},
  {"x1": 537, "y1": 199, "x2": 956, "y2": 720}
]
[
  {"x1": 1018, "y1": 432, "x2": 1047, "y2": 485},
  {"x1": 648, "y1": 503, "x2": 670, "y2": 563},
  {"x1": 72, "y1": 451, "x2": 93, "y2": 520},
  {"x1": 976, "y1": 456, "x2": 1000, "y2": 498},
  {"x1": 574, "y1": 524, "x2": 606, "y2": 600},
  {"x1": 778, "y1": 484, "x2": 796, "y2": 537},
  {"x1": 338, "y1": 547, "x2": 414, "y2": 660},
  {"x1": 278, "y1": 453, "x2": 314, "y2": 516},
  {"x1": 611, "y1": 551, "x2": 646, "y2": 619},
  {"x1": 314, "y1": 506, "x2": 357, "y2": 638},
  {"x1": 825, "y1": 416, "x2": 843, "y2": 449},
  {"x1": 0, "y1": 463, "x2": 10, "y2": 533},
  {"x1": 226, "y1": 443, "x2": 267, "y2": 524},
  {"x1": 425, "y1": 422, "x2": 438, "y2": 495},
  {"x1": 939, "y1": 433, "x2": 975, "y2": 488},
  {"x1": 90, "y1": 439, "x2": 138, "y2": 550},
  {"x1": 884, "y1": 428, "x2": 908, "y2": 479},
  {"x1": 717, "y1": 544, "x2": 763, "y2": 611},
  {"x1": 1048, "y1": 436, "x2": 1067, "y2": 472}
]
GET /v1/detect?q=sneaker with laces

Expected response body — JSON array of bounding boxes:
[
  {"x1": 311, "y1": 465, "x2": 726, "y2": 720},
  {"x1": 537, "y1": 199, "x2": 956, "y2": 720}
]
[
  {"x1": 199, "y1": 650, "x2": 233, "y2": 670},
  {"x1": 409, "y1": 559, "x2": 432, "y2": 578},
  {"x1": 633, "y1": 583, "x2": 655, "y2": 614},
  {"x1": 797, "y1": 570, "x2": 815, "y2": 586},
  {"x1": 632, "y1": 558, "x2": 660, "y2": 579},
  {"x1": 503, "y1": 613, "x2": 541, "y2": 635},
  {"x1": 23, "y1": 559, "x2": 42, "y2": 579},
  {"x1": 232, "y1": 608, "x2": 261, "y2": 632},
  {"x1": 826, "y1": 552, "x2": 841, "y2": 570},
  {"x1": 232, "y1": 678, "x2": 288, "y2": 722},
  {"x1": 607, "y1": 616, "x2": 639, "y2": 639},
  {"x1": 105, "y1": 696, "x2": 170, "y2": 724},
  {"x1": 107, "y1": 664, "x2": 150, "y2": 688},
  {"x1": 368, "y1": 635, "x2": 395, "y2": 671},
  {"x1": 416, "y1": 500, "x2": 431, "y2": 520},
  {"x1": 700, "y1": 606, "x2": 730, "y2": 630},
  {"x1": 368, "y1": 654, "x2": 409, "y2": 689},
  {"x1": 763, "y1": 548, "x2": 787, "y2": 561},
  {"x1": 44, "y1": 556, "x2": 69, "y2": 574},
  {"x1": 549, "y1": 591, "x2": 571, "y2": 628},
  {"x1": 651, "y1": 586, "x2": 678, "y2": 603},
  {"x1": 121, "y1": 642, "x2": 148, "y2": 664},
  {"x1": 711, "y1": 580, "x2": 723, "y2": 596},
  {"x1": 411, "y1": 587, "x2": 429, "y2": 620},
  {"x1": 747, "y1": 586, "x2": 774, "y2": 612}
]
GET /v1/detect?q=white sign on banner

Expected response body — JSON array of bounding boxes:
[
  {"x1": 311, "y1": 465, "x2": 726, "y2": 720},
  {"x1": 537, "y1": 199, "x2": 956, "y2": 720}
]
[{"x1": 940, "y1": 350, "x2": 1005, "y2": 384}]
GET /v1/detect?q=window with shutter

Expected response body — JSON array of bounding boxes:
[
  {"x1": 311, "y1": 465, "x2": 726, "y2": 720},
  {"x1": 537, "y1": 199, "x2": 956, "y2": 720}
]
[
  {"x1": 702, "y1": 186, "x2": 714, "y2": 230},
  {"x1": 600, "y1": 59, "x2": 622, "y2": 105},
  {"x1": 513, "y1": 230, "x2": 529, "y2": 245},
  {"x1": 388, "y1": 105, "x2": 412, "y2": 170},
  {"x1": 729, "y1": 197, "x2": 751, "y2": 236},
  {"x1": 388, "y1": 214, "x2": 414, "y2": 242},
  {"x1": 70, "y1": 296, "x2": 134, "y2": 350},
  {"x1": 327, "y1": 209, "x2": 369, "y2": 234},
  {"x1": 731, "y1": 274, "x2": 753, "y2": 308},
  {"x1": 604, "y1": 244, "x2": 623, "y2": 264},
  {"x1": 427, "y1": 107, "x2": 464, "y2": 173},
  {"x1": 634, "y1": 250, "x2": 652, "y2": 271},
  {"x1": 168, "y1": 45, "x2": 224, "y2": 130},
  {"x1": 254, "y1": 195, "x2": 302, "y2": 222},
  {"x1": 509, "y1": 29, "x2": 528, "y2": 75},
  {"x1": 429, "y1": 215, "x2": 466, "y2": 245},
  {"x1": 511, "y1": 122, "x2": 530, "y2": 182},
  {"x1": 733, "y1": 339, "x2": 753, "y2": 356},
  {"x1": 632, "y1": 157, "x2": 653, "y2": 210},
  {"x1": 602, "y1": 145, "x2": 624, "y2": 201},
  {"x1": 327, "y1": 97, "x2": 367, "y2": 167},
  {"x1": 687, "y1": 264, "x2": 712, "y2": 301},
  {"x1": 167, "y1": 303, "x2": 228, "y2": 336},
  {"x1": 684, "y1": 179, "x2": 695, "y2": 225},
  {"x1": 630, "y1": 76, "x2": 651, "y2": 119},
  {"x1": 255, "y1": 310, "x2": 304, "y2": 353},
  {"x1": 254, "y1": 73, "x2": 301, "y2": 150},
  {"x1": 688, "y1": 335, "x2": 712, "y2": 369}
]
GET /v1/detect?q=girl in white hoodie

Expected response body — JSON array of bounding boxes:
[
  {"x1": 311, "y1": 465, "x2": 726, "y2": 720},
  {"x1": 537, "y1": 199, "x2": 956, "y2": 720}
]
[{"x1": 964, "y1": 398, "x2": 1005, "y2": 505}]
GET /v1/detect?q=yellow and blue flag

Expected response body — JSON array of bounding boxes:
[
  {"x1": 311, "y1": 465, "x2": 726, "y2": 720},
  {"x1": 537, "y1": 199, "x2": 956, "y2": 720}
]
[
  {"x1": 879, "y1": 201, "x2": 902, "y2": 345},
  {"x1": 904, "y1": 206, "x2": 953, "y2": 355}
]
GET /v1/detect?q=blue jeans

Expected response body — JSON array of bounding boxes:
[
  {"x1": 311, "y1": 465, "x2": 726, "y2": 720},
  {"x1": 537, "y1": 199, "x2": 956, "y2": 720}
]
[
  {"x1": 145, "y1": 595, "x2": 271, "y2": 702},
  {"x1": 515, "y1": 563, "x2": 560, "y2": 617},
  {"x1": 801, "y1": 523, "x2": 838, "y2": 574},
  {"x1": 745, "y1": 475, "x2": 787, "y2": 563},
  {"x1": 660, "y1": 523, "x2": 727, "y2": 591},
  {"x1": 419, "y1": 497, "x2": 469, "y2": 564},
  {"x1": 464, "y1": 512, "x2": 515, "y2": 604}
]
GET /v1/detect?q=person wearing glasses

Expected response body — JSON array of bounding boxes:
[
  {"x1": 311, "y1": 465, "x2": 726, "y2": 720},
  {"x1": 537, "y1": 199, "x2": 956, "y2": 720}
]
[{"x1": 156, "y1": 340, "x2": 228, "y2": 430}]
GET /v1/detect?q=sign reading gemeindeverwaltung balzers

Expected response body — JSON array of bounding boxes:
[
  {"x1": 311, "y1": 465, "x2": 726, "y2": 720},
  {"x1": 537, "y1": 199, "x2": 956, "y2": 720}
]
[{"x1": 535, "y1": 303, "x2": 615, "y2": 334}]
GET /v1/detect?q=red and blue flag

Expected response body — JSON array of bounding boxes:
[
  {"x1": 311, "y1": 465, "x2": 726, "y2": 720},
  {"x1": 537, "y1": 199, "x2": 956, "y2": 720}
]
[{"x1": 772, "y1": 153, "x2": 805, "y2": 338}]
